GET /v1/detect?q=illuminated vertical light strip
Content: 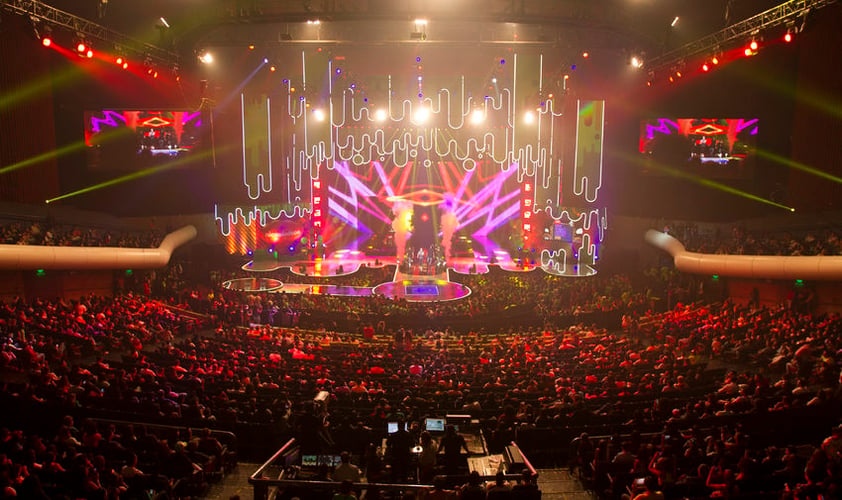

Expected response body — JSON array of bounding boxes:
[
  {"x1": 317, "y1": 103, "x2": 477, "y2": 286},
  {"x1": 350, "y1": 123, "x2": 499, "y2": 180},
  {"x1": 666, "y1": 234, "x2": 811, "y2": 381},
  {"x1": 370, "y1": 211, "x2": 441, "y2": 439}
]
[
  {"x1": 241, "y1": 93, "x2": 248, "y2": 189},
  {"x1": 267, "y1": 98, "x2": 272, "y2": 194},
  {"x1": 511, "y1": 53, "x2": 517, "y2": 164}
]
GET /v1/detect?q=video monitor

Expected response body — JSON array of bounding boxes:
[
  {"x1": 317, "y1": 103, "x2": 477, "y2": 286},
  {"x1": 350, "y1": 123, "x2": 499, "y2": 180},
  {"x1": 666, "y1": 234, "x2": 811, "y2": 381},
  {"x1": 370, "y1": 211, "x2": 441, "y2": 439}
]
[
  {"x1": 84, "y1": 110, "x2": 207, "y2": 170},
  {"x1": 301, "y1": 454, "x2": 318, "y2": 467},
  {"x1": 639, "y1": 118, "x2": 758, "y2": 179},
  {"x1": 425, "y1": 418, "x2": 446, "y2": 432}
]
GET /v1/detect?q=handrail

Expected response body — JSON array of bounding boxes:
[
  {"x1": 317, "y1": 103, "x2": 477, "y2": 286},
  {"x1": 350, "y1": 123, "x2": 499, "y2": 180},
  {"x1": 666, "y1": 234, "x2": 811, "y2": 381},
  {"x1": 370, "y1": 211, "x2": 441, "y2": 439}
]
[
  {"x1": 249, "y1": 438, "x2": 297, "y2": 482},
  {"x1": 0, "y1": 225, "x2": 197, "y2": 270},
  {"x1": 645, "y1": 229, "x2": 842, "y2": 280},
  {"x1": 510, "y1": 441, "x2": 538, "y2": 480}
]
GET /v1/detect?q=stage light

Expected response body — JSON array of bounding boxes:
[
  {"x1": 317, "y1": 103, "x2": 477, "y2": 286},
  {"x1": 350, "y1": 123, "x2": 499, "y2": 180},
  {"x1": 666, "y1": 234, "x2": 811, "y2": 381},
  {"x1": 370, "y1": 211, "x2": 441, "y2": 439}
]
[
  {"x1": 159, "y1": 17, "x2": 170, "y2": 28},
  {"x1": 307, "y1": 19, "x2": 321, "y2": 25},
  {"x1": 675, "y1": 71, "x2": 682, "y2": 78},
  {"x1": 248, "y1": 44, "x2": 255, "y2": 50},
  {"x1": 198, "y1": 51, "x2": 213, "y2": 64},
  {"x1": 76, "y1": 42, "x2": 86, "y2": 53},
  {"x1": 270, "y1": 66, "x2": 276, "y2": 72},
  {"x1": 86, "y1": 49, "x2": 93, "y2": 58},
  {"x1": 750, "y1": 40, "x2": 758, "y2": 51},
  {"x1": 470, "y1": 109, "x2": 486, "y2": 125},
  {"x1": 784, "y1": 32, "x2": 793, "y2": 42},
  {"x1": 116, "y1": 57, "x2": 123, "y2": 64},
  {"x1": 744, "y1": 47, "x2": 753, "y2": 57},
  {"x1": 263, "y1": 57, "x2": 269, "y2": 64},
  {"x1": 374, "y1": 109, "x2": 388, "y2": 122},
  {"x1": 491, "y1": 77, "x2": 497, "y2": 84},
  {"x1": 523, "y1": 111, "x2": 535, "y2": 124},
  {"x1": 669, "y1": 76, "x2": 674, "y2": 83},
  {"x1": 414, "y1": 19, "x2": 428, "y2": 26},
  {"x1": 122, "y1": 61, "x2": 128, "y2": 69},
  {"x1": 711, "y1": 56, "x2": 720, "y2": 65},
  {"x1": 153, "y1": 71, "x2": 158, "y2": 78},
  {"x1": 42, "y1": 37, "x2": 52, "y2": 47},
  {"x1": 646, "y1": 80, "x2": 652, "y2": 87},
  {"x1": 702, "y1": 63, "x2": 710, "y2": 72},
  {"x1": 671, "y1": 16, "x2": 679, "y2": 27},
  {"x1": 582, "y1": 51, "x2": 589, "y2": 58},
  {"x1": 313, "y1": 109, "x2": 326, "y2": 121},
  {"x1": 630, "y1": 56, "x2": 643, "y2": 69},
  {"x1": 413, "y1": 106, "x2": 431, "y2": 124}
]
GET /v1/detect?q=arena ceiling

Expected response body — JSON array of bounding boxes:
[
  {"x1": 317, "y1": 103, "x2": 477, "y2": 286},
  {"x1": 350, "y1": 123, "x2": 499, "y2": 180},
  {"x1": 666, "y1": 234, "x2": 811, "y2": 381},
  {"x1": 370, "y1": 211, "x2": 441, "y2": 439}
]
[{"x1": 40, "y1": 0, "x2": 786, "y2": 62}]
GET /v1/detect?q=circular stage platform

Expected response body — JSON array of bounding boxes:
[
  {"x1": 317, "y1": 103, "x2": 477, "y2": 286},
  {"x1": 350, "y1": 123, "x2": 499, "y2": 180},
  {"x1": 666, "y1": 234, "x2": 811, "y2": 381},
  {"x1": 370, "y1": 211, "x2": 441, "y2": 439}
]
[
  {"x1": 372, "y1": 279, "x2": 472, "y2": 302},
  {"x1": 222, "y1": 277, "x2": 284, "y2": 292}
]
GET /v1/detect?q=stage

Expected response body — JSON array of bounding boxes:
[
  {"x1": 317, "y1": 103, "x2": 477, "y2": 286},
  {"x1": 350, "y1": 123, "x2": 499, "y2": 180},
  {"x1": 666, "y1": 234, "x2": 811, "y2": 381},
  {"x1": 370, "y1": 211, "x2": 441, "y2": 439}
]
[{"x1": 222, "y1": 248, "x2": 596, "y2": 302}]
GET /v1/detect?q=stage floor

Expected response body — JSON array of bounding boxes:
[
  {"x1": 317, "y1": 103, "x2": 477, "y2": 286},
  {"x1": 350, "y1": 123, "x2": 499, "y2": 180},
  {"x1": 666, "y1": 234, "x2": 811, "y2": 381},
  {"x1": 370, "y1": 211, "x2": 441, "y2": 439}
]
[{"x1": 224, "y1": 249, "x2": 596, "y2": 302}]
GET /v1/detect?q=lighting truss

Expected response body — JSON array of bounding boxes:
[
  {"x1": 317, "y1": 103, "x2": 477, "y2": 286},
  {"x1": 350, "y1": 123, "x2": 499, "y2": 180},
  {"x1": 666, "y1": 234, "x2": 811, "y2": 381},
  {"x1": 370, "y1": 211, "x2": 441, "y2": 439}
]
[
  {"x1": 0, "y1": 0, "x2": 179, "y2": 67},
  {"x1": 647, "y1": 0, "x2": 838, "y2": 76}
]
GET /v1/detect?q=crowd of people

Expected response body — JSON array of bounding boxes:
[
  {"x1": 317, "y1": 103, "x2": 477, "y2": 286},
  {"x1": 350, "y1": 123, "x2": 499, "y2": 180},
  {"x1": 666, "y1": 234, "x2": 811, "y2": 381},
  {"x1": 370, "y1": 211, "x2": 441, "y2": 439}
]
[
  {"x1": 1, "y1": 221, "x2": 842, "y2": 500},
  {"x1": 0, "y1": 220, "x2": 165, "y2": 248},
  {"x1": 660, "y1": 220, "x2": 842, "y2": 257}
]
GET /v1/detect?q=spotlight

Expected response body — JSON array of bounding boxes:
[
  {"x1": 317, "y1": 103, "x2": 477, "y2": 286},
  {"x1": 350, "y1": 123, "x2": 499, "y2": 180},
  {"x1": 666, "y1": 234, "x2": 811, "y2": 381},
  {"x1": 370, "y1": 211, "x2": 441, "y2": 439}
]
[
  {"x1": 711, "y1": 56, "x2": 720, "y2": 65},
  {"x1": 702, "y1": 63, "x2": 710, "y2": 72},
  {"x1": 784, "y1": 32, "x2": 793, "y2": 42},
  {"x1": 248, "y1": 44, "x2": 255, "y2": 50},
  {"x1": 313, "y1": 109, "x2": 326, "y2": 121},
  {"x1": 470, "y1": 109, "x2": 486, "y2": 124},
  {"x1": 374, "y1": 109, "x2": 388, "y2": 122},
  {"x1": 116, "y1": 56, "x2": 123, "y2": 64},
  {"x1": 263, "y1": 57, "x2": 269, "y2": 64},
  {"x1": 582, "y1": 51, "x2": 589, "y2": 58},
  {"x1": 198, "y1": 51, "x2": 213, "y2": 64},
  {"x1": 413, "y1": 106, "x2": 431, "y2": 124},
  {"x1": 750, "y1": 40, "x2": 758, "y2": 51},
  {"x1": 523, "y1": 111, "x2": 535, "y2": 124},
  {"x1": 744, "y1": 47, "x2": 753, "y2": 57},
  {"x1": 76, "y1": 42, "x2": 86, "y2": 53},
  {"x1": 122, "y1": 61, "x2": 128, "y2": 69},
  {"x1": 270, "y1": 66, "x2": 276, "y2": 72},
  {"x1": 630, "y1": 56, "x2": 643, "y2": 69},
  {"x1": 646, "y1": 80, "x2": 652, "y2": 87},
  {"x1": 86, "y1": 49, "x2": 93, "y2": 58},
  {"x1": 42, "y1": 37, "x2": 52, "y2": 47}
]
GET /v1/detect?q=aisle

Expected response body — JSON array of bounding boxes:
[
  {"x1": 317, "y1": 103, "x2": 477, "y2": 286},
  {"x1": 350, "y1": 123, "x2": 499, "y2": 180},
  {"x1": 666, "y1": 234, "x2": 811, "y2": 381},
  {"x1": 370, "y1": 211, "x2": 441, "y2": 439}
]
[{"x1": 537, "y1": 468, "x2": 596, "y2": 500}]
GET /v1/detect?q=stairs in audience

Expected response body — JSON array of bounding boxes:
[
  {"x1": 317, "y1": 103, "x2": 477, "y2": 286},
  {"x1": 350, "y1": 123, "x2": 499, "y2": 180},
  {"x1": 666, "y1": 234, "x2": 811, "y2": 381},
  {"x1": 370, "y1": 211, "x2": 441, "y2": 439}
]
[{"x1": 537, "y1": 468, "x2": 596, "y2": 500}]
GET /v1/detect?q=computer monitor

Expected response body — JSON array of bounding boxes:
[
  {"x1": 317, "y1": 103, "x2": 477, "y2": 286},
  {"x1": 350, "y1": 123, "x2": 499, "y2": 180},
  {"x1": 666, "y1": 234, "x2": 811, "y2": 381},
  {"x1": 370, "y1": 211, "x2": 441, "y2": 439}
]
[
  {"x1": 425, "y1": 418, "x2": 445, "y2": 432},
  {"x1": 301, "y1": 455, "x2": 318, "y2": 467},
  {"x1": 387, "y1": 422, "x2": 399, "y2": 434}
]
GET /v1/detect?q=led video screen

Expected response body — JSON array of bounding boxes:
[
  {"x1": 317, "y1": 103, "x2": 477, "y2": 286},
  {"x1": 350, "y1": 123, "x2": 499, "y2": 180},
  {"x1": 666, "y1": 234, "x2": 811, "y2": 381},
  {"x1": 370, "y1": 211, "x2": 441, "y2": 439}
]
[
  {"x1": 84, "y1": 110, "x2": 206, "y2": 170},
  {"x1": 639, "y1": 118, "x2": 758, "y2": 178}
]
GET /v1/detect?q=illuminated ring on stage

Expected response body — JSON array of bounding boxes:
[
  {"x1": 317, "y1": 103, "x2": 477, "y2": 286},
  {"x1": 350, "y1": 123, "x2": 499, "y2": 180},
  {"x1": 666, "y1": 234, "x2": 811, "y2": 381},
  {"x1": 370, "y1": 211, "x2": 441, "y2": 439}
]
[
  {"x1": 222, "y1": 277, "x2": 284, "y2": 292},
  {"x1": 463, "y1": 159, "x2": 477, "y2": 171},
  {"x1": 423, "y1": 159, "x2": 432, "y2": 167},
  {"x1": 409, "y1": 150, "x2": 417, "y2": 157},
  {"x1": 353, "y1": 154, "x2": 365, "y2": 164}
]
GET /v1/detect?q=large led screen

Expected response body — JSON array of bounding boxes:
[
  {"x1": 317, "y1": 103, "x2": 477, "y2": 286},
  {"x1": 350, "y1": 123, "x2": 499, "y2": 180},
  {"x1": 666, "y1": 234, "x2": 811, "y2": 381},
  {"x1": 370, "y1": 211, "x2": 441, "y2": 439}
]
[
  {"x1": 639, "y1": 118, "x2": 758, "y2": 178},
  {"x1": 84, "y1": 110, "x2": 206, "y2": 170}
]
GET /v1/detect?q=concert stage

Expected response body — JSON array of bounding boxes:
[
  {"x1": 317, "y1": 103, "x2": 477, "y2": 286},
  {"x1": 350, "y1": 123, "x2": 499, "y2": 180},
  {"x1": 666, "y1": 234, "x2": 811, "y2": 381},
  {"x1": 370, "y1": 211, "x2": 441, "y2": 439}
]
[{"x1": 222, "y1": 247, "x2": 595, "y2": 302}]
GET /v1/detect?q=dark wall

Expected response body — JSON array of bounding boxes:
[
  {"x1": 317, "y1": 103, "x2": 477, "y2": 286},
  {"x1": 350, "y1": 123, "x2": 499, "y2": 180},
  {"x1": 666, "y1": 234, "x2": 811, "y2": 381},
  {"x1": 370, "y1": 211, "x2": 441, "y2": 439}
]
[{"x1": 0, "y1": 13, "x2": 61, "y2": 204}]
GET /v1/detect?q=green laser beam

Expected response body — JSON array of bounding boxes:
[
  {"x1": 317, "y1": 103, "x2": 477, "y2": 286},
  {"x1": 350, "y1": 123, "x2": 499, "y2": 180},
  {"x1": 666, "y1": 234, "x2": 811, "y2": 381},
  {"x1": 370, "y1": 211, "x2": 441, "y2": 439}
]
[
  {"x1": 0, "y1": 65, "x2": 84, "y2": 111},
  {"x1": 754, "y1": 148, "x2": 842, "y2": 184},
  {"x1": 620, "y1": 152, "x2": 795, "y2": 212},
  {"x1": 0, "y1": 141, "x2": 85, "y2": 175},
  {"x1": 1, "y1": 127, "x2": 136, "y2": 176},
  {"x1": 45, "y1": 148, "x2": 216, "y2": 204}
]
